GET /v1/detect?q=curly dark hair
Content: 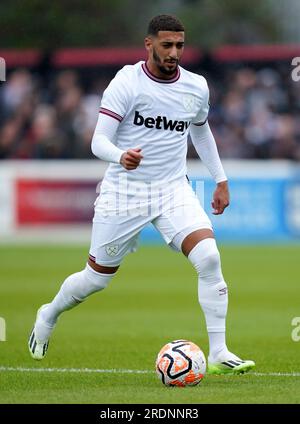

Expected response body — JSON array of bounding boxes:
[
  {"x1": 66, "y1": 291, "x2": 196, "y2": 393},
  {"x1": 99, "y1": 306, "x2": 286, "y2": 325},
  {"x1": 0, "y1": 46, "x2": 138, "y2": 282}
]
[{"x1": 147, "y1": 14, "x2": 185, "y2": 36}]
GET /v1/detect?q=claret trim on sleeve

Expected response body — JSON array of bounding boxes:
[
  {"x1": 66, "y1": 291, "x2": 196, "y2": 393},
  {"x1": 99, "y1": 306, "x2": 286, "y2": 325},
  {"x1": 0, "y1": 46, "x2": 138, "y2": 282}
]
[{"x1": 99, "y1": 107, "x2": 123, "y2": 122}]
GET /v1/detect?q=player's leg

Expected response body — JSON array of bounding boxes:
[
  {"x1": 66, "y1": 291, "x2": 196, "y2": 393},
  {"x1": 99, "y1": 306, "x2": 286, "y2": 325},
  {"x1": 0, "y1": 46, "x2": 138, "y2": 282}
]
[
  {"x1": 28, "y1": 218, "x2": 139, "y2": 360},
  {"x1": 154, "y1": 179, "x2": 254, "y2": 375},
  {"x1": 180, "y1": 229, "x2": 255, "y2": 374},
  {"x1": 28, "y1": 259, "x2": 120, "y2": 360}
]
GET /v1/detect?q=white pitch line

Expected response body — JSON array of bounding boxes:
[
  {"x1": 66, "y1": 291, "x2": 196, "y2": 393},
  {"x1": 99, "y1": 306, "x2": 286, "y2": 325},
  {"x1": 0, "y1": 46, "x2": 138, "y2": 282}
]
[
  {"x1": 253, "y1": 372, "x2": 300, "y2": 377},
  {"x1": 0, "y1": 366, "x2": 300, "y2": 377},
  {"x1": 0, "y1": 366, "x2": 153, "y2": 374}
]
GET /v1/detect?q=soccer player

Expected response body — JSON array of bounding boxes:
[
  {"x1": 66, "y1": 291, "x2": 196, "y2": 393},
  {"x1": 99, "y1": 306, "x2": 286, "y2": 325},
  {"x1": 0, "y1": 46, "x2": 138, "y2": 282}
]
[{"x1": 28, "y1": 15, "x2": 255, "y2": 375}]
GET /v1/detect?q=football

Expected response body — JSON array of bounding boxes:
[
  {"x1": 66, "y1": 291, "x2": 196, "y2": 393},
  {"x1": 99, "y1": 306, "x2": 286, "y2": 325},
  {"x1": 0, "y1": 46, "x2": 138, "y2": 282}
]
[{"x1": 155, "y1": 340, "x2": 206, "y2": 386}]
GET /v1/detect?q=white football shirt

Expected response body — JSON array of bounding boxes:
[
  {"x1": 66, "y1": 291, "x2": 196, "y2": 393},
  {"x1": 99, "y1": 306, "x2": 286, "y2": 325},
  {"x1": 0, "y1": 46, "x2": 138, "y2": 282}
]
[{"x1": 99, "y1": 61, "x2": 209, "y2": 185}]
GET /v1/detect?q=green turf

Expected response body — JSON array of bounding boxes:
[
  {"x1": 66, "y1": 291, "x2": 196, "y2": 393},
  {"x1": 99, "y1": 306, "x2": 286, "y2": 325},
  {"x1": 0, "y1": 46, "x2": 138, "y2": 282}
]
[{"x1": 0, "y1": 244, "x2": 300, "y2": 404}]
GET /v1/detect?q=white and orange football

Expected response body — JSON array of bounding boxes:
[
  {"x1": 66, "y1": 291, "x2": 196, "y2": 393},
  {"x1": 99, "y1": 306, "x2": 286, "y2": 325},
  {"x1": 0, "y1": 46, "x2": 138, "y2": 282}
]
[{"x1": 156, "y1": 339, "x2": 206, "y2": 387}]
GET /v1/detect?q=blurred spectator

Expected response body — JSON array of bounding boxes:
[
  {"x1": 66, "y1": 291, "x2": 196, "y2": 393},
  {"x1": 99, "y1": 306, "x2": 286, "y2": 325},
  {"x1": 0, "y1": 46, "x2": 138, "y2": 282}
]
[
  {"x1": 1, "y1": 69, "x2": 34, "y2": 114},
  {"x1": 25, "y1": 105, "x2": 69, "y2": 158},
  {"x1": 0, "y1": 63, "x2": 299, "y2": 160}
]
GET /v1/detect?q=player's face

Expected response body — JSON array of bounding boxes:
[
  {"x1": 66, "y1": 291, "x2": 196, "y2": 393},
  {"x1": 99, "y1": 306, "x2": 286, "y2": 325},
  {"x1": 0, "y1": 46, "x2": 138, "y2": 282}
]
[{"x1": 145, "y1": 31, "x2": 185, "y2": 77}]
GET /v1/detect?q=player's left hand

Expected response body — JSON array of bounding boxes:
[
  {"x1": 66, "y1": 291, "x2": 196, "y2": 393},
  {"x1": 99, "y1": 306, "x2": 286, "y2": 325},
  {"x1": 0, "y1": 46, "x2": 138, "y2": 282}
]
[{"x1": 211, "y1": 180, "x2": 230, "y2": 215}]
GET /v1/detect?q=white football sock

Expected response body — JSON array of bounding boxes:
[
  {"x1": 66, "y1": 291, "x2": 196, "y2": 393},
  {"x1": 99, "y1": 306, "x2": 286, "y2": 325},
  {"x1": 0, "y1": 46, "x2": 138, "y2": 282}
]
[
  {"x1": 188, "y1": 238, "x2": 230, "y2": 362},
  {"x1": 207, "y1": 333, "x2": 240, "y2": 362},
  {"x1": 40, "y1": 264, "x2": 115, "y2": 326}
]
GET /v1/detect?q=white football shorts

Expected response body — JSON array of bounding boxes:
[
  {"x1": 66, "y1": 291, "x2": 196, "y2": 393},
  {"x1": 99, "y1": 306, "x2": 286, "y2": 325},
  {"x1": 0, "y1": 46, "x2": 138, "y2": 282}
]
[{"x1": 89, "y1": 177, "x2": 212, "y2": 266}]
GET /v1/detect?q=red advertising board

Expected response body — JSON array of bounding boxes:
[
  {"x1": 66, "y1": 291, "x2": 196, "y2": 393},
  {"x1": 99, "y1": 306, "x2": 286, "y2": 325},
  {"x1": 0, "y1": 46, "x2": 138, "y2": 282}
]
[{"x1": 16, "y1": 179, "x2": 99, "y2": 225}]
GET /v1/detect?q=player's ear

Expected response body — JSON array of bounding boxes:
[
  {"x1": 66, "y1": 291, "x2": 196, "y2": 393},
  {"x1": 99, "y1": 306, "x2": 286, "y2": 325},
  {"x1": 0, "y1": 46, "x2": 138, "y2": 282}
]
[{"x1": 144, "y1": 36, "x2": 153, "y2": 52}]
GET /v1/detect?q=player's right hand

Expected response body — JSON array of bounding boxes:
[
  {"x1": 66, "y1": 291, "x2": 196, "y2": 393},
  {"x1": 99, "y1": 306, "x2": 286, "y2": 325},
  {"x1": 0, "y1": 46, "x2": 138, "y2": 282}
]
[{"x1": 120, "y1": 148, "x2": 143, "y2": 170}]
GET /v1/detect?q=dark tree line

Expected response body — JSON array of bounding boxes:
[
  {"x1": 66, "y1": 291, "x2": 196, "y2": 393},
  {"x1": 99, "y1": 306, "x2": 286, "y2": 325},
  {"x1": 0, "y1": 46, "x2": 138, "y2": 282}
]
[{"x1": 0, "y1": 0, "x2": 285, "y2": 48}]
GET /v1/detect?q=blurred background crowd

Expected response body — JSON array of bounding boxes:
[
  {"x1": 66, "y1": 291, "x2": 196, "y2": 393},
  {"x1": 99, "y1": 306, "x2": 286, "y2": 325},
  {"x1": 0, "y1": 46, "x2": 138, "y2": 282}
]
[
  {"x1": 0, "y1": 68, "x2": 106, "y2": 159},
  {"x1": 1, "y1": 0, "x2": 300, "y2": 161},
  {"x1": 0, "y1": 61, "x2": 299, "y2": 161}
]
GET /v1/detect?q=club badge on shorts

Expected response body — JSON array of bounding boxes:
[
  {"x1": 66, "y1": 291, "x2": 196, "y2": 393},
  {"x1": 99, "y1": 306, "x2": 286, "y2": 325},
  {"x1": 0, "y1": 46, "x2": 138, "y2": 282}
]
[{"x1": 105, "y1": 244, "x2": 119, "y2": 257}]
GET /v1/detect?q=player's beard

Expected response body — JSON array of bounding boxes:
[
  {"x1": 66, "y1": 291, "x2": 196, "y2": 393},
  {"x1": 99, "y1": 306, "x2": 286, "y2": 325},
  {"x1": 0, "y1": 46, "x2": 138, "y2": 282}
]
[{"x1": 152, "y1": 48, "x2": 178, "y2": 76}]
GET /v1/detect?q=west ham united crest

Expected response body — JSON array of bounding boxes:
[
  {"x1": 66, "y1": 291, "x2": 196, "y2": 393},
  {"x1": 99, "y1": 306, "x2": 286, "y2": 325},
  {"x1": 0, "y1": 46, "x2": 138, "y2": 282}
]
[
  {"x1": 105, "y1": 245, "x2": 119, "y2": 256},
  {"x1": 182, "y1": 94, "x2": 196, "y2": 112}
]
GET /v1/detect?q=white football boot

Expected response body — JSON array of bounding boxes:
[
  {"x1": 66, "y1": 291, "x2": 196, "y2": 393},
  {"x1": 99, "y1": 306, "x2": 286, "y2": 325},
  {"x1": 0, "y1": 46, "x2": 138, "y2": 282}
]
[
  {"x1": 28, "y1": 304, "x2": 55, "y2": 360},
  {"x1": 207, "y1": 350, "x2": 255, "y2": 375}
]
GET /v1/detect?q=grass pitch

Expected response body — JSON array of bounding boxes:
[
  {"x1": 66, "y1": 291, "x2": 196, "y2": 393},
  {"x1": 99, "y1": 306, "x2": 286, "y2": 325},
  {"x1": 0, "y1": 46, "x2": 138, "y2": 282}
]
[{"x1": 0, "y1": 243, "x2": 300, "y2": 404}]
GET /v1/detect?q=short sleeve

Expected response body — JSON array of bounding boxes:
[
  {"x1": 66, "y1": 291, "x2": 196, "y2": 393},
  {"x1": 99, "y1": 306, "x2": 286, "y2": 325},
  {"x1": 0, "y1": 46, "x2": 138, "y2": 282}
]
[
  {"x1": 192, "y1": 78, "x2": 210, "y2": 126},
  {"x1": 99, "y1": 68, "x2": 131, "y2": 122}
]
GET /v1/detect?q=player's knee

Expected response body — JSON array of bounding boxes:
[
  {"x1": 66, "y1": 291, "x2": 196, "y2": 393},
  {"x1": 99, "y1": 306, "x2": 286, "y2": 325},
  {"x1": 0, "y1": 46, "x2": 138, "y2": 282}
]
[
  {"x1": 88, "y1": 258, "x2": 119, "y2": 274},
  {"x1": 84, "y1": 263, "x2": 116, "y2": 291},
  {"x1": 188, "y1": 238, "x2": 222, "y2": 282},
  {"x1": 196, "y1": 250, "x2": 221, "y2": 282},
  {"x1": 200, "y1": 250, "x2": 221, "y2": 275}
]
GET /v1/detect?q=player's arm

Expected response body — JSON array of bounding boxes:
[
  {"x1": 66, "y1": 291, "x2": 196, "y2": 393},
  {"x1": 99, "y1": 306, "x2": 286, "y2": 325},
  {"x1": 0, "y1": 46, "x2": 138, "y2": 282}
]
[
  {"x1": 91, "y1": 113, "x2": 143, "y2": 170},
  {"x1": 189, "y1": 121, "x2": 229, "y2": 215}
]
